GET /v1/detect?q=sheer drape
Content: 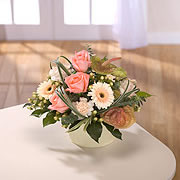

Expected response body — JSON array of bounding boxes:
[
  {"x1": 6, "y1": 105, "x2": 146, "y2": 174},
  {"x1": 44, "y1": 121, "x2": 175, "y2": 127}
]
[{"x1": 113, "y1": 0, "x2": 147, "y2": 49}]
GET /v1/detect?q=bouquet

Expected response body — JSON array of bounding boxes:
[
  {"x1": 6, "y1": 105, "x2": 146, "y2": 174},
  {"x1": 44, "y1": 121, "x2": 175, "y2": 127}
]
[{"x1": 24, "y1": 46, "x2": 151, "y2": 143}]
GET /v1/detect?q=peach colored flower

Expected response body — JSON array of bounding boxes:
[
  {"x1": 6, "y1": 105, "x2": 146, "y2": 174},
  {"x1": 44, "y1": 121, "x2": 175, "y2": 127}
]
[
  {"x1": 71, "y1": 50, "x2": 91, "y2": 72},
  {"x1": 65, "y1": 72, "x2": 90, "y2": 93},
  {"x1": 37, "y1": 80, "x2": 56, "y2": 100},
  {"x1": 48, "y1": 93, "x2": 69, "y2": 113},
  {"x1": 103, "y1": 106, "x2": 136, "y2": 129},
  {"x1": 88, "y1": 82, "x2": 114, "y2": 109}
]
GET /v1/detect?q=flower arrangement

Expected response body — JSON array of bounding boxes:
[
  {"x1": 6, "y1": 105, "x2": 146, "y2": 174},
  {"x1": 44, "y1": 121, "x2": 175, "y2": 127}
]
[{"x1": 24, "y1": 46, "x2": 151, "y2": 143}]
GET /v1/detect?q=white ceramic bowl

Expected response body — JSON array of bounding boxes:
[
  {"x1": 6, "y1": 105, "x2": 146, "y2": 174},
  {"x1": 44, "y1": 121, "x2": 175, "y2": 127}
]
[{"x1": 69, "y1": 125, "x2": 115, "y2": 148}]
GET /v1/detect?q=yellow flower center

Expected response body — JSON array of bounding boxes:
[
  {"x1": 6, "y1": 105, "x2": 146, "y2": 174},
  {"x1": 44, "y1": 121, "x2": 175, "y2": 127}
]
[
  {"x1": 96, "y1": 88, "x2": 109, "y2": 103},
  {"x1": 44, "y1": 85, "x2": 55, "y2": 95}
]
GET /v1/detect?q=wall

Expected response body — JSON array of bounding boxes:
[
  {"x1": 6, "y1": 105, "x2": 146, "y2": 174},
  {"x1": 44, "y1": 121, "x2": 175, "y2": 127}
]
[{"x1": 147, "y1": 0, "x2": 180, "y2": 44}]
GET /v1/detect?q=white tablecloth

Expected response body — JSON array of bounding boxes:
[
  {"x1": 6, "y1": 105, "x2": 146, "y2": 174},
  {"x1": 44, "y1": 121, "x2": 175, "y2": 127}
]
[{"x1": 0, "y1": 105, "x2": 176, "y2": 180}]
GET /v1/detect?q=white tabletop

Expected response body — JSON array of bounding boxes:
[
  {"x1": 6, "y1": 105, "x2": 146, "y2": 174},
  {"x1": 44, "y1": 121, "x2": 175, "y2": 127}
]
[{"x1": 0, "y1": 105, "x2": 176, "y2": 180}]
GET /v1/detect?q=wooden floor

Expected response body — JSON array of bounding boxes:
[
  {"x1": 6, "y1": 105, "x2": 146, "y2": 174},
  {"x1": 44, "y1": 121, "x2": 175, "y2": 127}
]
[{"x1": 0, "y1": 41, "x2": 179, "y2": 179}]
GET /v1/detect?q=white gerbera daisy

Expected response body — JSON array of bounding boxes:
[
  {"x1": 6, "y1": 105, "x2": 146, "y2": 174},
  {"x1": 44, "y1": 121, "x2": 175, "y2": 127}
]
[
  {"x1": 37, "y1": 80, "x2": 56, "y2": 99},
  {"x1": 73, "y1": 98, "x2": 94, "y2": 117},
  {"x1": 88, "y1": 82, "x2": 114, "y2": 109}
]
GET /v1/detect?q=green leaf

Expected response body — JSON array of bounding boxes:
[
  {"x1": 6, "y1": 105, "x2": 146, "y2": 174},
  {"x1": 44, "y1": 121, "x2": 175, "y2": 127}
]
[
  {"x1": 61, "y1": 113, "x2": 78, "y2": 126},
  {"x1": 31, "y1": 109, "x2": 49, "y2": 118},
  {"x1": 111, "y1": 80, "x2": 130, "y2": 107},
  {"x1": 43, "y1": 111, "x2": 57, "y2": 127},
  {"x1": 86, "y1": 44, "x2": 94, "y2": 56},
  {"x1": 68, "y1": 93, "x2": 79, "y2": 102},
  {"x1": 113, "y1": 81, "x2": 121, "y2": 90},
  {"x1": 56, "y1": 88, "x2": 85, "y2": 118},
  {"x1": 113, "y1": 90, "x2": 121, "y2": 99},
  {"x1": 102, "y1": 56, "x2": 108, "y2": 61},
  {"x1": 87, "y1": 121, "x2": 102, "y2": 143},
  {"x1": 103, "y1": 122, "x2": 122, "y2": 140},
  {"x1": 91, "y1": 56, "x2": 117, "y2": 75},
  {"x1": 60, "y1": 56, "x2": 72, "y2": 66},
  {"x1": 67, "y1": 118, "x2": 87, "y2": 133},
  {"x1": 23, "y1": 103, "x2": 32, "y2": 108},
  {"x1": 53, "y1": 58, "x2": 71, "y2": 76},
  {"x1": 69, "y1": 120, "x2": 81, "y2": 130},
  {"x1": 136, "y1": 91, "x2": 152, "y2": 98},
  {"x1": 83, "y1": 117, "x2": 91, "y2": 131},
  {"x1": 114, "y1": 100, "x2": 134, "y2": 107},
  {"x1": 111, "y1": 67, "x2": 127, "y2": 78}
]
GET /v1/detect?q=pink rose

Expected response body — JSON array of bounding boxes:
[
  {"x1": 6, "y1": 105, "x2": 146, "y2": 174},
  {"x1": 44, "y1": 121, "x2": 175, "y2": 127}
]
[
  {"x1": 71, "y1": 50, "x2": 91, "y2": 72},
  {"x1": 65, "y1": 72, "x2": 90, "y2": 93},
  {"x1": 48, "y1": 93, "x2": 69, "y2": 113}
]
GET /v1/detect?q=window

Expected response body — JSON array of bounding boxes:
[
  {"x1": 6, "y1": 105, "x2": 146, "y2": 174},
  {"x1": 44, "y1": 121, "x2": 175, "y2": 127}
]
[
  {"x1": 0, "y1": 0, "x2": 40, "y2": 25},
  {"x1": 64, "y1": 0, "x2": 90, "y2": 25},
  {"x1": 91, "y1": 0, "x2": 116, "y2": 25},
  {"x1": 0, "y1": 0, "x2": 12, "y2": 24},
  {"x1": 64, "y1": 0, "x2": 116, "y2": 25}
]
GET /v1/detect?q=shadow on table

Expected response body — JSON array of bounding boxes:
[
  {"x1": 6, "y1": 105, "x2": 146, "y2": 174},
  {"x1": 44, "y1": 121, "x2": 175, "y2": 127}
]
[{"x1": 47, "y1": 129, "x2": 149, "y2": 180}]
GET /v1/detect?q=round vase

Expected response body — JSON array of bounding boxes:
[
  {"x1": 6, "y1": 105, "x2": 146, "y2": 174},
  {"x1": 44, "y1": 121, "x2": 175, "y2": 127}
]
[{"x1": 69, "y1": 125, "x2": 115, "y2": 148}]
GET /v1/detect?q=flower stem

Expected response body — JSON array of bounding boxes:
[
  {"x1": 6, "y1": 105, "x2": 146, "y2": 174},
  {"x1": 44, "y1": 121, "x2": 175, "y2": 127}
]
[{"x1": 67, "y1": 118, "x2": 88, "y2": 133}]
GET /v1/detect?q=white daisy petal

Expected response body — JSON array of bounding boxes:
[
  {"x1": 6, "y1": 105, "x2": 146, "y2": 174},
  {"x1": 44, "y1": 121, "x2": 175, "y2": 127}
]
[
  {"x1": 88, "y1": 82, "x2": 114, "y2": 109},
  {"x1": 37, "y1": 80, "x2": 56, "y2": 99}
]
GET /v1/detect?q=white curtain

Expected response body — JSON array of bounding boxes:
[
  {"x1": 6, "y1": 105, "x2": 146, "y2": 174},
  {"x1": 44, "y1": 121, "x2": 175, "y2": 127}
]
[{"x1": 113, "y1": 0, "x2": 147, "y2": 49}]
